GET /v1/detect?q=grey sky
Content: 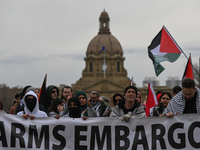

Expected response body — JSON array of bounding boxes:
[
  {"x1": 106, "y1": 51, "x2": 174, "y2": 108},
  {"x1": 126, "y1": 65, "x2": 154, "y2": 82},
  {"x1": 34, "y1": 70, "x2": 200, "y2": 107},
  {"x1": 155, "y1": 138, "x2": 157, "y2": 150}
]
[{"x1": 0, "y1": 0, "x2": 200, "y2": 88}]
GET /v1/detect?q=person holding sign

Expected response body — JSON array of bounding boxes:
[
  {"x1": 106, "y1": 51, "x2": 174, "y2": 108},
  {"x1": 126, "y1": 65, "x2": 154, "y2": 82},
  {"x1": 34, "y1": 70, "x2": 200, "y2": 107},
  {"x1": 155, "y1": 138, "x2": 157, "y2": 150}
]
[
  {"x1": 163, "y1": 78, "x2": 200, "y2": 117},
  {"x1": 110, "y1": 86, "x2": 146, "y2": 122}
]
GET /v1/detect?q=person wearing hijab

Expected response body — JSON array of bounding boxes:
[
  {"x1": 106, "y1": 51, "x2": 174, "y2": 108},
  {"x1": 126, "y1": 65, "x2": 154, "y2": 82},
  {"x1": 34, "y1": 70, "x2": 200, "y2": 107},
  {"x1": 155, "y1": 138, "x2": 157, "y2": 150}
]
[
  {"x1": 17, "y1": 91, "x2": 47, "y2": 119},
  {"x1": 47, "y1": 98, "x2": 64, "y2": 117},
  {"x1": 136, "y1": 92, "x2": 143, "y2": 106},
  {"x1": 67, "y1": 97, "x2": 81, "y2": 118},
  {"x1": 76, "y1": 91, "x2": 97, "y2": 119}
]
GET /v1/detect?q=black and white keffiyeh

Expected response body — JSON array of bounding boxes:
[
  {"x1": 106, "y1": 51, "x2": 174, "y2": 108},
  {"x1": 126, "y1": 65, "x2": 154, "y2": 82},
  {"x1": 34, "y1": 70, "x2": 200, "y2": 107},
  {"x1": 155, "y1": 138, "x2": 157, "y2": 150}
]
[{"x1": 164, "y1": 87, "x2": 200, "y2": 114}]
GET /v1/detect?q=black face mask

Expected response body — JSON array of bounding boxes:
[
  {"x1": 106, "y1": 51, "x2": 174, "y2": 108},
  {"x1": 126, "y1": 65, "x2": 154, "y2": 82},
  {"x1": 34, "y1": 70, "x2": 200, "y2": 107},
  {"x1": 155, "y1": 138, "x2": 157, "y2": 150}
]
[
  {"x1": 69, "y1": 107, "x2": 81, "y2": 118},
  {"x1": 25, "y1": 97, "x2": 36, "y2": 112}
]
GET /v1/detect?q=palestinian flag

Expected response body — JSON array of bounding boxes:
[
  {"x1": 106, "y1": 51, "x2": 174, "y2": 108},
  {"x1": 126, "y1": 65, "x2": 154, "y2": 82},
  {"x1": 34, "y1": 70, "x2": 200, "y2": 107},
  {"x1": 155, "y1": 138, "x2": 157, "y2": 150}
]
[
  {"x1": 145, "y1": 80, "x2": 158, "y2": 117},
  {"x1": 181, "y1": 55, "x2": 194, "y2": 81},
  {"x1": 148, "y1": 26, "x2": 182, "y2": 76}
]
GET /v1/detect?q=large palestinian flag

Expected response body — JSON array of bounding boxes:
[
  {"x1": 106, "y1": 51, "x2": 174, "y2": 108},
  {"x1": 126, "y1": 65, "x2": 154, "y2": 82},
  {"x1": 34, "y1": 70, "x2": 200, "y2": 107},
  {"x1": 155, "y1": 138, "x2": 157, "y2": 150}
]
[{"x1": 148, "y1": 26, "x2": 182, "y2": 76}]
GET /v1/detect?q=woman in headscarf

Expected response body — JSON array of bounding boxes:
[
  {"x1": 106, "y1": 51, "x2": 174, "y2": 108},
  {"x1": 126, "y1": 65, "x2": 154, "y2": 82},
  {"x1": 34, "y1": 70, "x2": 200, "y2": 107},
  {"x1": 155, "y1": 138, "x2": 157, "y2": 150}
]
[
  {"x1": 76, "y1": 91, "x2": 97, "y2": 119},
  {"x1": 47, "y1": 98, "x2": 64, "y2": 117},
  {"x1": 136, "y1": 92, "x2": 142, "y2": 106},
  {"x1": 67, "y1": 97, "x2": 81, "y2": 118}
]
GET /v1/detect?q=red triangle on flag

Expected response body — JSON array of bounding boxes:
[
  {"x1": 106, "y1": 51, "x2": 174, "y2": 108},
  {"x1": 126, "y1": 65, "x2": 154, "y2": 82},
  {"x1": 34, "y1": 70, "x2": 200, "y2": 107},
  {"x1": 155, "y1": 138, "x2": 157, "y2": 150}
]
[
  {"x1": 185, "y1": 57, "x2": 194, "y2": 79},
  {"x1": 145, "y1": 81, "x2": 158, "y2": 117},
  {"x1": 160, "y1": 27, "x2": 182, "y2": 53},
  {"x1": 182, "y1": 55, "x2": 194, "y2": 80}
]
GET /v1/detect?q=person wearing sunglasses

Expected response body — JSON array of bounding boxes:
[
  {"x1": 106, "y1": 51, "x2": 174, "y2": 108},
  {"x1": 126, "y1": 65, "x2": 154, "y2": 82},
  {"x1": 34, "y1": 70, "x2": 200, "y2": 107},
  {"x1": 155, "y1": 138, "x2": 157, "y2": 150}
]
[
  {"x1": 17, "y1": 91, "x2": 47, "y2": 119},
  {"x1": 113, "y1": 93, "x2": 124, "y2": 107},
  {"x1": 44, "y1": 85, "x2": 59, "y2": 112},
  {"x1": 102, "y1": 93, "x2": 124, "y2": 117}
]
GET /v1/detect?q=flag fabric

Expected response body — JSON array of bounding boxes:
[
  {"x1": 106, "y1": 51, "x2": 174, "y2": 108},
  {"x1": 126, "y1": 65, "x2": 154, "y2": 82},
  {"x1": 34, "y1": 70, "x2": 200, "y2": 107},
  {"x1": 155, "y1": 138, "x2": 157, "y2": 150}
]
[
  {"x1": 148, "y1": 26, "x2": 182, "y2": 76},
  {"x1": 130, "y1": 77, "x2": 133, "y2": 85},
  {"x1": 38, "y1": 74, "x2": 47, "y2": 108},
  {"x1": 99, "y1": 46, "x2": 105, "y2": 53},
  {"x1": 181, "y1": 55, "x2": 194, "y2": 81},
  {"x1": 145, "y1": 80, "x2": 158, "y2": 117}
]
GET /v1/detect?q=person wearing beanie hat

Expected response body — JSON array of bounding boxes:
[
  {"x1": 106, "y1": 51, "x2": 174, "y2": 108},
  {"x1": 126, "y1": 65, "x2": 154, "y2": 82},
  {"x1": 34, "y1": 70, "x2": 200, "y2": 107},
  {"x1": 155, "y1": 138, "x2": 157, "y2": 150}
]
[
  {"x1": 76, "y1": 91, "x2": 97, "y2": 119},
  {"x1": 110, "y1": 85, "x2": 146, "y2": 122}
]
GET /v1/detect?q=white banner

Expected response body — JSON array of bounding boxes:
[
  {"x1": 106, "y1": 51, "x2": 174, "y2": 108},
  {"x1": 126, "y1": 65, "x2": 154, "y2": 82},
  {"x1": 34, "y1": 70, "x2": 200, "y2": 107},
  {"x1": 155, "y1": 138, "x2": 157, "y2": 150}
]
[{"x1": 0, "y1": 113, "x2": 200, "y2": 150}]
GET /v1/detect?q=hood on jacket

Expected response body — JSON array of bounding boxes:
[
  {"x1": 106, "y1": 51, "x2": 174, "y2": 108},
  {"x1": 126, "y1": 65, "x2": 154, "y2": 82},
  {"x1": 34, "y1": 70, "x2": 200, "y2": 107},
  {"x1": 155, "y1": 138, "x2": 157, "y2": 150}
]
[
  {"x1": 45, "y1": 85, "x2": 59, "y2": 110},
  {"x1": 24, "y1": 91, "x2": 39, "y2": 115}
]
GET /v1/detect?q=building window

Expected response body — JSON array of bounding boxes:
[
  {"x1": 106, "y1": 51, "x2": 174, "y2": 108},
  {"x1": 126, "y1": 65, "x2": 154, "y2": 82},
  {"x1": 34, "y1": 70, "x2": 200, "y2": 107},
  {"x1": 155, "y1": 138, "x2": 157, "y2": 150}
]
[
  {"x1": 116, "y1": 62, "x2": 120, "y2": 72},
  {"x1": 90, "y1": 62, "x2": 93, "y2": 72}
]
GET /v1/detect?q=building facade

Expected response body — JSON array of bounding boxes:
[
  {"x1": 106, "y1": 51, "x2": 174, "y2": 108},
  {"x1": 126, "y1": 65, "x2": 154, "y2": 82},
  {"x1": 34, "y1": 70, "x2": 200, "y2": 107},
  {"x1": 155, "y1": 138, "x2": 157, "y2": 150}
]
[{"x1": 72, "y1": 10, "x2": 131, "y2": 98}]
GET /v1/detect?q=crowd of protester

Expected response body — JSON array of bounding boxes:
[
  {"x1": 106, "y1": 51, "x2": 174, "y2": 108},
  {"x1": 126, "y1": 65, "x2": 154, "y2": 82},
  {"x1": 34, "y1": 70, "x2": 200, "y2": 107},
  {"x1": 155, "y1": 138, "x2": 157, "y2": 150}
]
[{"x1": 1, "y1": 78, "x2": 199, "y2": 122}]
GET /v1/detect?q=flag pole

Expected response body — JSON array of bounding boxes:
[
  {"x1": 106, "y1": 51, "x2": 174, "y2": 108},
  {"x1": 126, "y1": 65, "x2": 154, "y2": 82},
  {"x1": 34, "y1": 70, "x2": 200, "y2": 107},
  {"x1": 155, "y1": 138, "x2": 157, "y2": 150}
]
[
  {"x1": 164, "y1": 26, "x2": 199, "y2": 76},
  {"x1": 104, "y1": 49, "x2": 106, "y2": 79},
  {"x1": 188, "y1": 53, "x2": 200, "y2": 77}
]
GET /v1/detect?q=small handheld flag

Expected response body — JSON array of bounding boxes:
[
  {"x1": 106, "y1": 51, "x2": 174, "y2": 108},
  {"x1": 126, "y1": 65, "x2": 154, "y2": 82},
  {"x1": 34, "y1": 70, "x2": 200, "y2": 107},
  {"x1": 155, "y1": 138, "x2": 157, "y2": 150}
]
[
  {"x1": 145, "y1": 80, "x2": 158, "y2": 117},
  {"x1": 148, "y1": 26, "x2": 182, "y2": 76},
  {"x1": 130, "y1": 77, "x2": 133, "y2": 85},
  {"x1": 99, "y1": 46, "x2": 105, "y2": 53}
]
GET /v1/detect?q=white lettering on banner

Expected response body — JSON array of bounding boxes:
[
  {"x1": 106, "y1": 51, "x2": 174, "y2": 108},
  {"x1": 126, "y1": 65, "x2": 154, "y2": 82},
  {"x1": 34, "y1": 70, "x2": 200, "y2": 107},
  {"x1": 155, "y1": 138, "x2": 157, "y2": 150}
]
[{"x1": 0, "y1": 114, "x2": 200, "y2": 150}]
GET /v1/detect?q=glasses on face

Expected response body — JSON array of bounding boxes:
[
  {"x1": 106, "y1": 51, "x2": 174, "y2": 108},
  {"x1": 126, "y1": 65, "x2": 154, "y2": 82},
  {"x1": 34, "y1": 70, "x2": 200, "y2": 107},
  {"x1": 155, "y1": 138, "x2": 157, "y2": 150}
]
[
  {"x1": 51, "y1": 90, "x2": 58, "y2": 94},
  {"x1": 183, "y1": 92, "x2": 194, "y2": 97},
  {"x1": 79, "y1": 97, "x2": 86, "y2": 100},
  {"x1": 114, "y1": 99, "x2": 122, "y2": 103}
]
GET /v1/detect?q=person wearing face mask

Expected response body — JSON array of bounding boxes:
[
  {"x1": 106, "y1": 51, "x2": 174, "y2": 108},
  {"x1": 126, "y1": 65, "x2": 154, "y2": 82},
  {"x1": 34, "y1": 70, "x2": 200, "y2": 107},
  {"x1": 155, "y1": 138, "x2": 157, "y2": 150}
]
[
  {"x1": 17, "y1": 91, "x2": 47, "y2": 119},
  {"x1": 66, "y1": 97, "x2": 81, "y2": 118}
]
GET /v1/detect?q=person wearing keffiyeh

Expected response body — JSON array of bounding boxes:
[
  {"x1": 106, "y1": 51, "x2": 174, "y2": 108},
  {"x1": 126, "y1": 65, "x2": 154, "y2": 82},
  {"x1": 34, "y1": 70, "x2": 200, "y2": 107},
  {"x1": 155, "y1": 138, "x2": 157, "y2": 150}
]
[
  {"x1": 110, "y1": 86, "x2": 146, "y2": 122},
  {"x1": 163, "y1": 78, "x2": 200, "y2": 117}
]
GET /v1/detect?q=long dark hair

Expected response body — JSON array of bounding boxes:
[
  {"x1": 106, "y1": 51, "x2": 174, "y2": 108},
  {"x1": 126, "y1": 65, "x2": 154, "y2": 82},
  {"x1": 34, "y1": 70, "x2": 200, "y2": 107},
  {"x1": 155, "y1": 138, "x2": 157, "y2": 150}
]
[
  {"x1": 160, "y1": 92, "x2": 172, "y2": 101},
  {"x1": 47, "y1": 98, "x2": 63, "y2": 115},
  {"x1": 112, "y1": 93, "x2": 124, "y2": 106}
]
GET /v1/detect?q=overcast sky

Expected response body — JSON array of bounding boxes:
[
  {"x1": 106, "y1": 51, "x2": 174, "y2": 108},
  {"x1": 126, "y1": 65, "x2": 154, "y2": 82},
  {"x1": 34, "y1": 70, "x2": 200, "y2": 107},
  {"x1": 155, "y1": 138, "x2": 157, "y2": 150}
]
[{"x1": 0, "y1": 0, "x2": 200, "y2": 88}]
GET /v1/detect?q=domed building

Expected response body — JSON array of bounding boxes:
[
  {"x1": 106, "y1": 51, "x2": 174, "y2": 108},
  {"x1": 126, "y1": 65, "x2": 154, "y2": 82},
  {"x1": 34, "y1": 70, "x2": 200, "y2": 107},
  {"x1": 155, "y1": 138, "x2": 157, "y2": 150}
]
[{"x1": 72, "y1": 10, "x2": 133, "y2": 97}]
